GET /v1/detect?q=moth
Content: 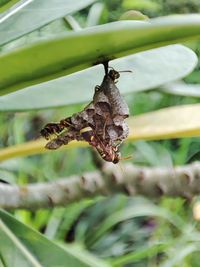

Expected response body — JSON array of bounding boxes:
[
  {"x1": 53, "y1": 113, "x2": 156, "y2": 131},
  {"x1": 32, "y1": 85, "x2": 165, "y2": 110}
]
[{"x1": 40, "y1": 64, "x2": 130, "y2": 164}]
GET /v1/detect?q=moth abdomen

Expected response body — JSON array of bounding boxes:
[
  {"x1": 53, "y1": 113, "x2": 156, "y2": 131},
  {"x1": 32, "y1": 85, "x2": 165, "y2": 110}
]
[{"x1": 80, "y1": 126, "x2": 95, "y2": 143}]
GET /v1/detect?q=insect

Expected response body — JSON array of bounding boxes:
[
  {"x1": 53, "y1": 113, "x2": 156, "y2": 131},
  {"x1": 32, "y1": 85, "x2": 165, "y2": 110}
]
[
  {"x1": 40, "y1": 118, "x2": 72, "y2": 140},
  {"x1": 40, "y1": 63, "x2": 130, "y2": 164},
  {"x1": 80, "y1": 126, "x2": 121, "y2": 164}
]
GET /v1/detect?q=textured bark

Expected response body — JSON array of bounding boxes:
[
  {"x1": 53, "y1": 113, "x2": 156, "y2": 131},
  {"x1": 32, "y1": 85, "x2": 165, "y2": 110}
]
[{"x1": 0, "y1": 162, "x2": 199, "y2": 210}]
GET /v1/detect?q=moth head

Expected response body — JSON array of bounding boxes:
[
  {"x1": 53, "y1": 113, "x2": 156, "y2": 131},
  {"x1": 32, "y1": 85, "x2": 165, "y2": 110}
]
[
  {"x1": 112, "y1": 152, "x2": 121, "y2": 164},
  {"x1": 108, "y1": 68, "x2": 132, "y2": 82},
  {"x1": 40, "y1": 128, "x2": 50, "y2": 140},
  {"x1": 108, "y1": 69, "x2": 120, "y2": 81}
]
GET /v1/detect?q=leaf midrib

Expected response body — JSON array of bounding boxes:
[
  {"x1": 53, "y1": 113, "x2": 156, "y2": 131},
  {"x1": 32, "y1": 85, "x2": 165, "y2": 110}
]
[{"x1": 0, "y1": 220, "x2": 42, "y2": 267}]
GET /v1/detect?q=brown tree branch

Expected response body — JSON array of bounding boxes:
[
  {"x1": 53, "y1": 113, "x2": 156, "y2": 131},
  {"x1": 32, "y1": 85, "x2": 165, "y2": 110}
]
[{"x1": 0, "y1": 162, "x2": 199, "y2": 210}]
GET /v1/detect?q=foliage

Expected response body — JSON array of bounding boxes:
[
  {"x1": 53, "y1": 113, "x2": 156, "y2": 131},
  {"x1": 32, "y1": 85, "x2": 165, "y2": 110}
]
[
  {"x1": 0, "y1": 1, "x2": 200, "y2": 267},
  {"x1": 159, "y1": 0, "x2": 200, "y2": 15}
]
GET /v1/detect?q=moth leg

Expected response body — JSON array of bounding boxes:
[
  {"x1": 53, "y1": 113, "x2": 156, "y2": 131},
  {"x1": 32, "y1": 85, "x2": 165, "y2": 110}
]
[
  {"x1": 41, "y1": 117, "x2": 73, "y2": 140},
  {"x1": 95, "y1": 85, "x2": 101, "y2": 92},
  {"x1": 40, "y1": 123, "x2": 65, "y2": 140},
  {"x1": 60, "y1": 117, "x2": 73, "y2": 128},
  {"x1": 102, "y1": 116, "x2": 109, "y2": 140},
  {"x1": 45, "y1": 130, "x2": 76, "y2": 150},
  {"x1": 45, "y1": 137, "x2": 66, "y2": 150}
]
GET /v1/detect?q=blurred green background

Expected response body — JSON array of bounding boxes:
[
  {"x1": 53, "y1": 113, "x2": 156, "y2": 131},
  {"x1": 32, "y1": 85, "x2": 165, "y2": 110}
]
[{"x1": 0, "y1": 1, "x2": 200, "y2": 267}]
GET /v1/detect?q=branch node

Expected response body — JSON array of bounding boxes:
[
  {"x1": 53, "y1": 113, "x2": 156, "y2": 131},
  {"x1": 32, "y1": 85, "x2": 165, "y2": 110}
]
[
  {"x1": 155, "y1": 184, "x2": 165, "y2": 196},
  {"x1": 47, "y1": 195, "x2": 54, "y2": 207},
  {"x1": 182, "y1": 171, "x2": 193, "y2": 184},
  {"x1": 81, "y1": 176, "x2": 86, "y2": 185},
  {"x1": 121, "y1": 184, "x2": 135, "y2": 196},
  {"x1": 19, "y1": 186, "x2": 28, "y2": 195},
  {"x1": 137, "y1": 170, "x2": 145, "y2": 181}
]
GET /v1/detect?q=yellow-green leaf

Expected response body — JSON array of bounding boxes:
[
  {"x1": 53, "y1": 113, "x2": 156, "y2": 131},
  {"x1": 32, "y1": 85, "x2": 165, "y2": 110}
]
[
  {"x1": 0, "y1": 104, "x2": 199, "y2": 162},
  {"x1": 128, "y1": 104, "x2": 200, "y2": 140}
]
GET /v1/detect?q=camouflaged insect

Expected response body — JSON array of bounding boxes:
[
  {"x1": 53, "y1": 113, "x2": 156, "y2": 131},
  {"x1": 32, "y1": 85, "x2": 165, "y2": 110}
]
[{"x1": 40, "y1": 65, "x2": 130, "y2": 164}]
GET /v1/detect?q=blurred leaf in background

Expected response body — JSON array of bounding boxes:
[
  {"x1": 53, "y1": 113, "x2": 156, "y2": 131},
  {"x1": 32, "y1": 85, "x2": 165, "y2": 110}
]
[{"x1": 0, "y1": 1, "x2": 200, "y2": 267}]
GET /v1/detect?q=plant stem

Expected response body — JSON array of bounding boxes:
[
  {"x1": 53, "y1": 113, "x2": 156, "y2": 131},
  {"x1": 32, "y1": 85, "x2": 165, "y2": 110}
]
[{"x1": 0, "y1": 162, "x2": 199, "y2": 210}]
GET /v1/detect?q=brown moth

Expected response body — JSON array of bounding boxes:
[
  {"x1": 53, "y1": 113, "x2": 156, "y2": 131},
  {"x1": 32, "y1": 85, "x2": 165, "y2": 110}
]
[{"x1": 40, "y1": 64, "x2": 130, "y2": 164}]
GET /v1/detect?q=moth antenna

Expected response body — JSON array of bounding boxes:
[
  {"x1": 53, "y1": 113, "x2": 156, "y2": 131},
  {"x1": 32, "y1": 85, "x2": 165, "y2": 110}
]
[
  {"x1": 118, "y1": 156, "x2": 132, "y2": 181},
  {"x1": 118, "y1": 161, "x2": 125, "y2": 174},
  {"x1": 118, "y1": 70, "x2": 133, "y2": 73},
  {"x1": 108, "y1": 67, "x2": 132, "y2": 73},
  {"x1": 121, "y1": 155, "x2": 132, "y2": 161}
]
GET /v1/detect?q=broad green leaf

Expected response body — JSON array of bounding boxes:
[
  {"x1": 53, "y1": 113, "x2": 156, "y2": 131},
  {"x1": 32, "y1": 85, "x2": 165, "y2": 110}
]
[
  {"x1": 0, "y1": 0, "x2": 34, "y2": 24},
  {"x1": 160, "y1": 81, "x2": 200, "y2": 97},
  {"x1": 86, "y1": 202, "x2": 185, "y2": 246},
  {"x1": 1, "y1": 15, "x2": 200, "y2": 94},
  {"x1": 0, "y1": 0, "x2": 19, "y2": 14},
  {"x1": 0, "y1": 104, "x2": 199, "y2": 162},
  {"x1": 0, "y1": 257, "x2": 4, "y2": 267},
  {"x1": 0, "y1": 0, "x2": 96, "y2": 46},
  {"x1": 133, "y1": 141, "x2": 173, "y2": 167},
  {"x1": 0, "y1": 45, "x2": 197, "y2": 111},
  {"x1": 0, "y1": 209, "x2": 111, "y2": 267},
  {"x1": 160, "y1": 245, "x2": 199, "y2": 267},
  {"x1": 111, "y1": 243, "x2": 169, "y2": 267},
  {"x1": 0, "y1": 0, "x2": 10, "y2": 8}
]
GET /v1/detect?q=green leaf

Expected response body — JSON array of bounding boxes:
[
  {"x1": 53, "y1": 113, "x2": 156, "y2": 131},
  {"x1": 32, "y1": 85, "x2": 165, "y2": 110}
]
[
  {"x1": 122, "y1": 0, "x2": 160, "y2": 11},
  {"x1": 0, "y1": 45, "x2": 197, "y2": 111},
  {"x1": 0, "y1": 0, "x2": 96, "y2": 46},
  {"x1": 119, "y1": 10, "x2": 149, "y2": 21},
  {"x1": 64, "y1": 15, "x2": 82, "y2": 31},
  {"x1": 160, "y1": 81, "x2": 200, "y2": 97},
  {"x1": 0, "y1": 0, "x2": 19, "y2": 13},
  {"x1": 86, "y1": 202, "x2": 185, "y2": 246},
  {"x1": 111, "y1": 243, "x2": 169, "y2": 267},
  {"x1": 133, "y1": 141, "x2": 173, "y2": 167},
  {"x1": 0, "y1": 257, "x2": 5, "y2": 267},
  {"x1": 0, "y1": 209, "x2": 111, "y2": 267},
  {"x1": 128, "y1": 103, "x2": 200, "y2": 141},
  {"x1": 86, "y1": 2, "x2": 104, "y2": 27},
  {"x1": 160, "y1": 244, "x2": 199, "y2": 267},
  {"x1": 1, "y1": 14, "x2": 200, "y2": 95}
]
